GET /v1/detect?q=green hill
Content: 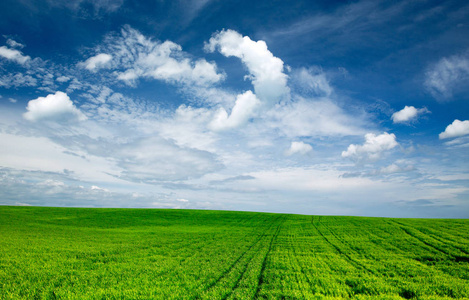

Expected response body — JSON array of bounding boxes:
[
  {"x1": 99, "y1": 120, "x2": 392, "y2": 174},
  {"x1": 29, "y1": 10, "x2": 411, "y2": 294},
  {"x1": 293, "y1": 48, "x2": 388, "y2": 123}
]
[{"x1": 0, "y1": 206, "x2": 468, "y2": 299}]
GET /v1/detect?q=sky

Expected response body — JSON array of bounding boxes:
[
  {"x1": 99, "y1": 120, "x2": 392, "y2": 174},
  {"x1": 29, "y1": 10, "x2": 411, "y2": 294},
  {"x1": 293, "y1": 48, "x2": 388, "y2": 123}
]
[{"x1": 0, "y1": 0, "x2": 468, "y2": 218}]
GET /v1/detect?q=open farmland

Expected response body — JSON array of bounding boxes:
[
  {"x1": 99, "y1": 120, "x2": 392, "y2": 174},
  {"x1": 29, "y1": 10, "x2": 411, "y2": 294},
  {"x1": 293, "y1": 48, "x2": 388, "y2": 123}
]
[{"x1": 0, "y1": 206, "x2": 468, "y2": 299}]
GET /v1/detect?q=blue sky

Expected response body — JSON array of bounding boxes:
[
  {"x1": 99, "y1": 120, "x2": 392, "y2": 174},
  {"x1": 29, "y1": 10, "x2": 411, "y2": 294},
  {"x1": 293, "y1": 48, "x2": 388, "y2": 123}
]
[{"x1": 1, "y1": 0, "x2": 468, "y2": 217}]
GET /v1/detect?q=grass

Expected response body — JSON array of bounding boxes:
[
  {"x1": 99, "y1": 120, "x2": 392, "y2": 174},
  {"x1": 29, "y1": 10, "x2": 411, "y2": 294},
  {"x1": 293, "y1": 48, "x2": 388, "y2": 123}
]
[{"x1": 0, "y1": 206, "x2": 468, "y2": 299}]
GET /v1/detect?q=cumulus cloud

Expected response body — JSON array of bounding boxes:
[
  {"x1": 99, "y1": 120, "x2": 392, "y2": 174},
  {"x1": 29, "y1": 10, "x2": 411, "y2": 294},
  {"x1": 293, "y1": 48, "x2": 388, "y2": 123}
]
[
  {"x1": 209, "y1": 90, "x2": 261, "y2": 131},
  {"x1": 391, "y1": 106, "x2": 429, "y2": 123},
  {"x1": 342, "y1": 132, "x2": 398, "y2": 161},
  {"x1": 425, "y1": 52, "x2": 469, "y2": 99},
  {"x1": 23, "y1": 91, "x2": 87, "y2": 122},
  {"x1": 285, "y1": 141, "x2": 313, "y2": 156},
  {"x1": 439, "y1": 119, "x2": 469, "y2": 139},
  {"x1": 80, "y1": 53, "x2": 112, "y2": 71},
  {"x1": 0, "y1": 46, "x2": 31, "y2": 64},
  {"x1": 97, "y1": 26, "x2": 224, "y2": 86},
  {"x1": 205, "y1": 29, "x2": 289, "y2": 105}
]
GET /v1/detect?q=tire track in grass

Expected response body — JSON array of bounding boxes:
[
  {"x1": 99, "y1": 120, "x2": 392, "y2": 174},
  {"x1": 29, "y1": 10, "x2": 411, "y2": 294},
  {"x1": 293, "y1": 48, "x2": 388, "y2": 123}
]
[
  {"x1": 287, "y1": 219, "x2": 320, "y2": 296},
  {"x1": 423, "y1": 220, "x2": 469, "y2": 241},
  {"x1": 253, "y1": 216, "x2": 286, "y2": 299},
  {"x1": 310, "y1": 218, "x2": 380, "y2": 298},
  {"x1": 373, "y1": 219, "x2": 469, "y2": 287},
  {"x1": 221, "y1": 229, "x2": 273, "y2": 300},
  {"x1": 387, "y1": 220, "x2": 453, "y2": 257},
  {"x1": 387, "y1": 219, "x2": 469, "y2": 283},
  {"x1": 198, "y1": 216, "x2": 282, "y2": 299},
  {"x1": 282, "y1": 222, "x2": 309, "y2": 299},
  {"x1": 393, "y1": 220, "x2": 469, "y2": 256},
  {"x1": 219, "y1": 249, "x2": 261, "y2": 299},
  {"x1": 312, "y1": 221, "x2": 377, "y2": 276},
  {"x1": 312, "y1": 218, "x2": 447, "y2": 298}
]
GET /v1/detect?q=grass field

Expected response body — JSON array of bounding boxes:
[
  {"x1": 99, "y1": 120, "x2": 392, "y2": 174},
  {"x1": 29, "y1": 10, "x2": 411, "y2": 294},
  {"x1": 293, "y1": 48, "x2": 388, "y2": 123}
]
[{"x1": 0, "y1": 206, "x2": 468, "y2": 299}]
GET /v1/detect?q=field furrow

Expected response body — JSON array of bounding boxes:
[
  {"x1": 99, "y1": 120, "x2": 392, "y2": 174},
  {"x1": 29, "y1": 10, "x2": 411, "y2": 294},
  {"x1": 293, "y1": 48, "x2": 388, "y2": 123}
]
[{"x1": 200, "y1": 216, "x2": 282, "y2": 299}]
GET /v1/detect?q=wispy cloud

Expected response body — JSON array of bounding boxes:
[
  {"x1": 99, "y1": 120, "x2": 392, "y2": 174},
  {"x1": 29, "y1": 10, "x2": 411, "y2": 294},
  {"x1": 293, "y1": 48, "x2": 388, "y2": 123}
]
[
  {"x1": 92, "y1": 26, "x2": 225, "y2": 87},
  {"x1": 267, "y1": 0, "x2": 409, "y2": 43},
  {"x1": 267, "y1": 96, "x2": 368, "y2": 138},
  {"x1": 425, "y1": 51, "x2": 469, "y2": 100},
  {"x1": 6, "y1": 39, "x2": 24, "y2": 49},
  {"x1": 0, "y1": 46, "x2": 31, "y2": 64}
]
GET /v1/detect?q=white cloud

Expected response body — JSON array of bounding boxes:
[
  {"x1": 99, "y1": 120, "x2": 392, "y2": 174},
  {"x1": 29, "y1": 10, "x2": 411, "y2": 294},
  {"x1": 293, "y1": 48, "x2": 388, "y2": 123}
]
[
  {"x1": 56, "y1": 76, "x2": 71, "y2": 82},
  {"x1": 342, "y1": 132, "x2": 398, "y2": 161},
  {"x1": 0, "y1": 73, "x2": 37, "y2": 88},
  {"x1": 439, "y1": 119, "x2": 469, "y2": 139},
  {"x1": 425, "y1": 52, "x2": 469, "y2": 99},
  {"x1": 8, "y1": 98, "x2": 17, "y2": 103},
  {"x1": 91, "y1": 185, "x2": 109, "y2": 192},
  {"x1": 380, "y1": 163, "x2": 414, "y2": 175},
  {"x1": 244, "y1": 166, "x2": 381, "y2": 192},
  {"x1": 6, "y1": 39, "x2": 24, "y2": 49},
  {"x1": 285, "y1": 141, "x2": 313, "y2": 156},
  {"x1": 38, "y1": 179, "x2": 65, "y2": 187},
  {"x1": 391, "y1": 106, "x2": 429, "y2": 123},
  {"x1": 158, "y1": 105, "x2": 216, "y2": 151},
  {"x1": 209, "y1": 90, "x2": 261, "y2": 131},
  {"x1": 98, "y1": 26, "x2": 224, "y2": 87},
  {"x1": 0, "y1": 46, "x2": 31, "y2": 64},
  {"x1": 291, "y1": 67, "x2": 332, "y2": 97},
  {"x1": 0, "y1": 133, "x2": 121, "y2": 183},
  {"x1": 267, "y1": 97, "x2": 367, "y2": 137},
  {"x1": 80, "y1": 53, "x2": 112, "y2": 71},
  {"x1": 44, "y1": 0, "x2": 124, "y2": 15},
  {"x1": 116, "y1": 137, "x2": 223, "y2": 182},
  {"x1": 23, "y1": 91, "x2": 87, "y2": 122},
  {"x1": 205, "y1": 29, "x2": 289, "y2": 105}
]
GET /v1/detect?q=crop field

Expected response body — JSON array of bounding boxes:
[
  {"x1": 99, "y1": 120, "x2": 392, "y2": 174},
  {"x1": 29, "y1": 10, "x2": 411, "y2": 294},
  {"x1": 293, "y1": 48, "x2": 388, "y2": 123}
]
[{"x1": 0, "y1": 206, "x2": 468, "y2": 299}]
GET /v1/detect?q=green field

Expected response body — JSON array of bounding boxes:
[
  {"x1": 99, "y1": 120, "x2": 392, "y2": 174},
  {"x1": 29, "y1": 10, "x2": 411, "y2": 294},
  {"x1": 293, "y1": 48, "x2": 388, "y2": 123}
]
[{"x1": 0, "y1": 206, "x2": 468, "y2": 299}]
